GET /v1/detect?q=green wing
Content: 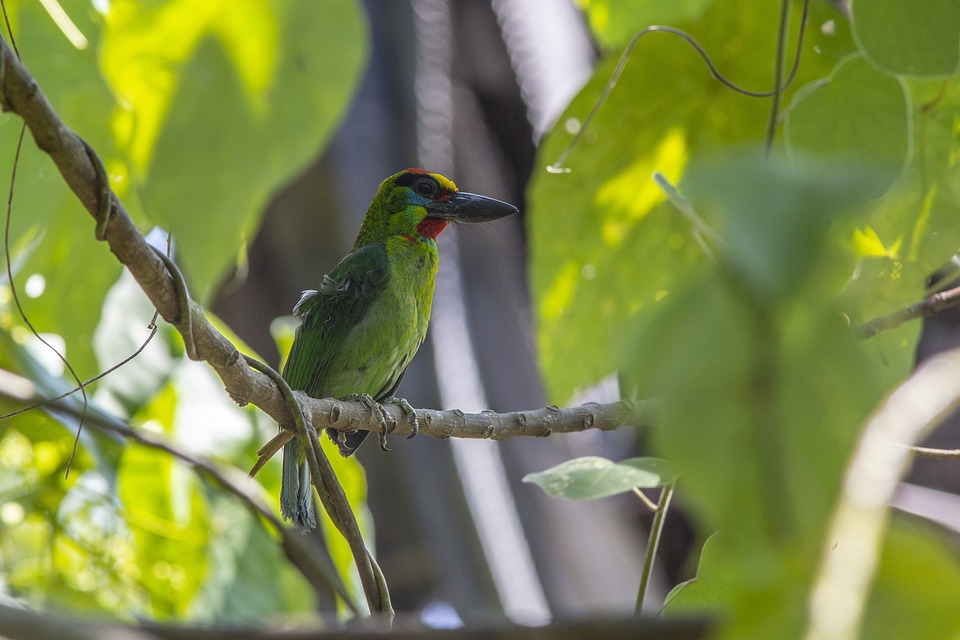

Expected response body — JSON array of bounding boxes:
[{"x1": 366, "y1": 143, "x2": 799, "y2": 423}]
[{"x1": 281, "y1": 242, "x2": 389, "y2": 396}]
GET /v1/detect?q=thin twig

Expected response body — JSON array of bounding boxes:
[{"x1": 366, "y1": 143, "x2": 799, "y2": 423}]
[
  {"x1": 764, "y1": 0, "x2": 792, "y2": 155},
  {"x1": 636, "y1": 480, "x2": 675, "y2": 615},
  {"x1": 632, "y1": 487, "x2": 660, "y2": 512},
  {"x1": 908, "y1": 446, "x2": 960, "y2": 460},
  {"x1": 856, "y1": 284, "x2": 960, "y2": 339}
]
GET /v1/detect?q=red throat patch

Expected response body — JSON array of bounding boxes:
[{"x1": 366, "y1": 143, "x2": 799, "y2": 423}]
[{"x1": 417, "y1": 217, "x2": 448, "y2": 239}]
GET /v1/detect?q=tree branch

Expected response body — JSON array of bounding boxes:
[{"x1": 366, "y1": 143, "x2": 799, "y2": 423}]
[
  {"x1": 0, "y1": 601, "x2": 710, "y2": 640},
  {"x1": 856, "y1": 283, "x2": 960, "y2": 339},
  {"x1": 0, "y1": 33, "x2": 653, "y2": 449}
]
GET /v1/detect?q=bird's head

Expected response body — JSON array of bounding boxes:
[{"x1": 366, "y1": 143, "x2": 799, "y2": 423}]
[{"x1": 355, "y1": 168, "x2": 518, "y2": 247}]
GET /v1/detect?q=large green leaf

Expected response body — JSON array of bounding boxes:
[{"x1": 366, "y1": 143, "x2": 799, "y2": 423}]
[
  {"x1": 100, "y1": 0, "x2": 368, "y2": 300},
  {"x1": 529, "y1": 0, "x2": 857, "y2": 402},
  {"x1": 682, "y1": 151, "x2": 886, "y2": 303},
  {"x1": 0, "y1": 0, "x2": 125, "y2": 379},
  {"x1": 785, "y1": 54, "x2": 910, "y2": 197},
  {"x1": 852, "y1": 0, "x2": 960, "y2": 77},
  {"x1": 623, "y1": 154, "x2": 886, "y2": 638}
]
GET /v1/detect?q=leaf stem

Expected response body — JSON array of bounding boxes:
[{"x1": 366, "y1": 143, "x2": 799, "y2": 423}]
[
  {"x1": 636, "y1": 479, "x2": 676, "y2": 614},
  {"x1": 765, "y1": 0, "x2": 793, "y2": 155},
  {"x1": 633, "y1": 487, "x2": 660, "y2": 512}
]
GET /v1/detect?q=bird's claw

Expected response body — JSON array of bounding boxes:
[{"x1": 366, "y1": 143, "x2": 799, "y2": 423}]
[
  {"x1": 343, "y1": 394, "x2": 417, "y2": 451},
  {"x1": 381, "y1": 396, "x2": 419, "y2": 440},
  {"x1": 344, "y1": 393, "x2": 393, "y2": 451}
]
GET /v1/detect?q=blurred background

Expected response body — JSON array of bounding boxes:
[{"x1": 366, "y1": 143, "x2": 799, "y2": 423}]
[{"x1": 1, "y1": 0, "x2": 959, "y2": 635}]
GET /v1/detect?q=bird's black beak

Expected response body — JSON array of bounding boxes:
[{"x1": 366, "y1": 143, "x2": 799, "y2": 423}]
[{"x1": 426, "y1": 191, "x2": 518, "y2": 222}]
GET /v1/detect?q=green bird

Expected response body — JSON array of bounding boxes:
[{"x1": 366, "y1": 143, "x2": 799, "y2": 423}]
[{"x1": 280, "y1": 168, "x2": 518, "y2": 530}]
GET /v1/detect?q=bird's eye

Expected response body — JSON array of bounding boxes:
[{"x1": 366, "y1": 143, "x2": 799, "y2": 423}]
[{"x1": 415, "y1": 178, "x2": 438, "y2": 198}]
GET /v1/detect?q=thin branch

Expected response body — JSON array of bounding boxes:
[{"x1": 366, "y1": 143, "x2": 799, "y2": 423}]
[
  {"x1": 252, "y1": 398, "x2": 656, "y2": 475},
  {"x1": 243, "y1": 355, "x2": 387, "y2": 616},
  {"x1": 764, "y1": 0, "x2": 792, "y2": 155},
  {"x1": 0, "y1": 601, "x2": 712, "y2": 640},
  {"x1": 636, "y1": 480, "x2": 675, "y2": 615},
  {"x1": 908, "y1": 445, "x2": 960, "y2": 460},
  {"x1": 855, "y1": 283, "x2": 960, "y2": 339}
]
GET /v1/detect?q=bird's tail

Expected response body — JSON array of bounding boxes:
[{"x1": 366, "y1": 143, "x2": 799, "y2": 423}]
[{"x1": 280, "y1": 437, "x2": 317, "y2": 531}]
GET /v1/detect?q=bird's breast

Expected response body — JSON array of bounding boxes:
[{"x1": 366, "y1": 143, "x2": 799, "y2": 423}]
[{"x1": 320, "y1": 240, "x2": 438, "y2": 399}]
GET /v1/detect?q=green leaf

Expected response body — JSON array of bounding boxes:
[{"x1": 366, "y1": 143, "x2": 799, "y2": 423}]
[
  {"x1": 523, "y1": 456, "x2": 674, "y2": 500},
  {"x1": 119, "y1": 384, "x2": 212, "y2": 619},
  {"x1": 832, "y1": 75, "x2": 960, "y2": 386},
  {"x1": 93, "y1": 272, "x2": 179, "y2": 418},
  {"x1": 682, "y1": 150, "x2": 886, "y2": 302},
  {"x1": 528, "y1": 0, "x2": 857, "y2": 402},
  {"x1": 0, "y1": 0, "x2": 125, "y2": 379},
  {"x1": 189, "y1": 495, "x2": 314, "y2": 622},
  {"x1": 785, "y1": 54, "x2": 911, "y2": 198},
  {"x1": 852, "y1": 0, "x2": 960, "y2": 77},
  {"x1": 576, "y1": 0, "x2": 715, "y2": 49},
  {"x1": 625, "y1": 154, "x2": 887, "y2": 637},
  {"x1": 100, "y1": 0, "x2": 368, "y2": 300},
  {"x1": 862, "y1": 518, "x2": 960, "y2": 639}
]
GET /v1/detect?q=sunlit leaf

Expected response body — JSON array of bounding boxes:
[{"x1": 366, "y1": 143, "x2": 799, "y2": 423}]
[
  {"x1": 100, "y1": 0, "x2": 368, "y2": 300},
  {"x1": 119, "y1": 385, "x2": 212, "y2": 619},
  {"x1": 682, "y1": 151, "x2": 886, "y2": 302},
  {"x1": 529, "y1": 0, "x2": 857, "y2": 402},
  {"x1": 576, "y1": 0, "x2": 714, "y2": 49},
  {"x1": 0, "y1": 0, "x2": 125, "y2": 378}
]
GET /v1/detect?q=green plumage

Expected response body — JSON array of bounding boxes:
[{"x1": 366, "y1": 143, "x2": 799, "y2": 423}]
[{"x1": 279, "y1": 169, "x2": 517, "y2": 530}]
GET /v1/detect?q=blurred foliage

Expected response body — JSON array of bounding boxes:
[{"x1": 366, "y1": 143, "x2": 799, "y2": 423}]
[
  {"x1": 2, "y1": 0, "x2": 960, "y2": 635},
  {"x1": 0, "y1": 0, "x2": 367, "y2": 624},
  {"x1": 530, "y1": 0, "x2": 960, "y2": 638}
]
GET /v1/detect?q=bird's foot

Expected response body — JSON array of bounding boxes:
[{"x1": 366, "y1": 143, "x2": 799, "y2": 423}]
[
  {"x1": 380, "y1": 396, "x2": 419, "y2": 440},
  {"x1": 344, "y1": 393, "x2": 393, "y2": 451}
]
